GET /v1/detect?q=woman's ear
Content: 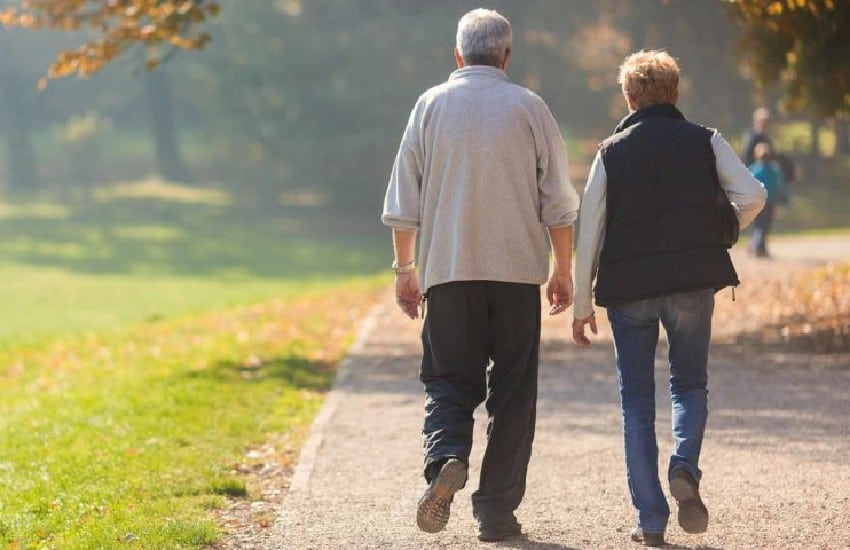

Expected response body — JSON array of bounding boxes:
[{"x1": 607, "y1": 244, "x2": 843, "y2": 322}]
[{"x1": 623, "y1": 91, "x2": 638, "y2": 112}]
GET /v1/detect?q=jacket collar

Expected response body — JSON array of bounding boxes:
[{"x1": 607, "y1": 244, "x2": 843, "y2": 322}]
[
  {"x1": 614, "y1": 103, "x2": 685, "y2": 133},
  {"x1": 448, "y1": 65, "x2": 508, "y2": 82}
]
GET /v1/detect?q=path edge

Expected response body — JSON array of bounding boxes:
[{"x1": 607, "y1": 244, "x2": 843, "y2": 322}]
[{"x1": 286, "y1": 298, "x2": 388, "y2": 493}]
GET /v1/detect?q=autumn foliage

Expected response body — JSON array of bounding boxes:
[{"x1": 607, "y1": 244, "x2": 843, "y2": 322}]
[
  {"x1": 0, "y1": 0, "x2": 219, "y2": 82},
  {"x1": 726, "y1": 0, "x2": 850, "y2": 117}
]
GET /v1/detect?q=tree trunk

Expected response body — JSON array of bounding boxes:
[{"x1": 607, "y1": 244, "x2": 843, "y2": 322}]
[
  {"x1": 805, "y1": 119, "x2": 822, "y2": 180},
  {"x1": 834, "y1": 117, "x2": 849, "y2": 158},
  {"x1": 809, "y1": 119, "x2": 821, "y2": 158},
  {"x1": 0, "y1": 72, "x2": 39, "y2": 189},
  {"x1": 144, "y1": 67, "x2": 193, "y2": 183}
]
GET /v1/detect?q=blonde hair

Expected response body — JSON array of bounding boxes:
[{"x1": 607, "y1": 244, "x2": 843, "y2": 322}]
[{"x1": 618, "y1": 50, "x2": 679, "y2": 109}]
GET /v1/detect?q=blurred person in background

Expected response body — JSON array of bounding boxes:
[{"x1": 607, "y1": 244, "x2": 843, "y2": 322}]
[
  {"x1": 572, "y1": 50, "x2": 766, "y2": 547},
  {"x1": 748, "y1": 142, "x2": 789, "y2": 258},
  {"x1": 742, "y1": 107, "x2": 773, "y2": 166},
  {"x1": 743, "y1": 107, "x2": 796, "y2": 200}
]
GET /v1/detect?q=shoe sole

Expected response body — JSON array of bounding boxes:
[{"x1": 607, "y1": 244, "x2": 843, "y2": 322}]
[
  {"x1": 631, "y1": 529, "x2": 665, "y2": 547},
  {"x1": 478, "y1": 526, "x2": 523, "y2": 543},
  {"x1": 631, "y1": 535, "x2": 665, "y2": 547},
  {"x1": 670, "y1": 475, "x2": 709, "y2": 534},
  {"x1": 478, "y1": 532, "x2": 521, "y2": 543},
  {"x1": 416, "y1": 460, "x2": 467, "y2": 533}
]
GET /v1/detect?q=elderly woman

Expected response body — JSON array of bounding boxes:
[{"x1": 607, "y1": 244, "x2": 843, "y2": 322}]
[{"x1": 572, "y1": 51, "x2": 766, "y2": 547}]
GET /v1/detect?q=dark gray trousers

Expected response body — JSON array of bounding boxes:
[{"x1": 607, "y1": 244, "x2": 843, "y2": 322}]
[{"x1": 420, "y1": 280, "x2": 540, "y2": 519}]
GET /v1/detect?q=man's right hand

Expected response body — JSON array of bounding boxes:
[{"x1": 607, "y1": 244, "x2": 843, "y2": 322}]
[
  {"x1": 395, "y1": 271, "x2": 422, "y2": 320},
  {"x1": 546, "y1": 271, "x2": 574, "y2": 315}
]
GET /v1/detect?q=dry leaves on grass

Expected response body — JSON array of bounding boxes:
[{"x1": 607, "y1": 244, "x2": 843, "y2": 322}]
[
  {"x1": 716, "y1": 262, "x2": 850, "y2": 353},
  {"x1": 210, "y1": 286, "x2": 385, "y2": 549},
  {"x1": 212, "y1": 441, "x2": 296, "y2": 550}
]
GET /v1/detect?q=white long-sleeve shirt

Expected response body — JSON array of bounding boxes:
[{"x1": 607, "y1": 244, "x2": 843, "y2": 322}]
[{"x1": 573, "y1": 130, "x2": 767, "y2": 319}]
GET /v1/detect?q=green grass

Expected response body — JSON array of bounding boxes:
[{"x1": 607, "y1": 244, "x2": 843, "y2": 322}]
[
  {"x1": 771, "y1": 120, "x2": 837, "y2": 158},
  {"x1": 0, "y1": 181, "x2": 388, "y2": 548},
  {"x1": 771, "y1": 157, "x2": 850, "y2": 234},
  {"x1": 31, "y1": 127, "x2": 224, "y2": 185},
  {"x1": 0, "y1": 284, "x2": 382, "y2": 548},
  {"x1": 0, "y1": 179, "x2": 386, "y2": 348}
]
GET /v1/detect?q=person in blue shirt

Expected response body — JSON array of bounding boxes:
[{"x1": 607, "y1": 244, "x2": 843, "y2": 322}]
[{"x1": 748, "y1": 142, "x2": 787, "y2": 257}]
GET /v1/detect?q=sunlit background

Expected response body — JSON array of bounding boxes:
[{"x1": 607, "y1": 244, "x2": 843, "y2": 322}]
[{"x1": 0, "y1": 1, "x2": 847, "y2": 547}]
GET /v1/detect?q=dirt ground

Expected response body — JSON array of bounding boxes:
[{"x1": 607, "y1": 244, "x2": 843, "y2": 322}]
[{"x1": 218, "y1": 235, "x2": 850, "y2": 550}]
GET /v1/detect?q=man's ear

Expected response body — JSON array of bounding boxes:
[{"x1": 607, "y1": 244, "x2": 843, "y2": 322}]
[
  {"x1": 501, "y1": 48, "x2": 511, "y2": 70},
  {"x1": 454, "y1": 47, "x2": 464, "y2": 69}
]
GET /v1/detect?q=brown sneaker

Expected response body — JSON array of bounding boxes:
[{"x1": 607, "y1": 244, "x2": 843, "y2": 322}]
[
  {"x1": 416, "y1": 458, "x2": 467, "y2": 533},
  {"x1": 631, "y1": 527, "x2": 665, "y2": 547},
  {"x1": 477, "y1": 514, "x2": 523, "y2": 542},
  {"x1": 669, "y1": 468, "x2": 709, "y2": 534}
]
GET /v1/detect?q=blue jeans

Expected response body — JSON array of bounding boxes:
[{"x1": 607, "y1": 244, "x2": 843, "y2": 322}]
[{"x1": 608, "y1": 289, "x2": 714, "y2": 534}]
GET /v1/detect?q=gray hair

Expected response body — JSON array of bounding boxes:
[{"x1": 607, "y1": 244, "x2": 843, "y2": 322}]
[{"x1": 456, "y1": 9, "x2": 512, "y2": 68}]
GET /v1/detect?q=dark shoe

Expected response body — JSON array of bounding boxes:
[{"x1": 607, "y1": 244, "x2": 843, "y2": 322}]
[
  {"x1": 416, "y1": 458, "x2": 467, "y2": 533},
  {"x1": 631, "y1": 528, "x2": 665, "y2": 547},
  {"x1": 478, "y1": 515, "x2": 523, "y2": 542},
  {"x1": 669, "y1": 468, "x2": 709, "y2": 534}
]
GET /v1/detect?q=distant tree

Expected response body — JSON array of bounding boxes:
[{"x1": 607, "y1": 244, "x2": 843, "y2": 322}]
[
  {"x1": 836, "y1": 116, "x2": 849, "y2": 156},
  {"x1": 0, "y1": 18, "x2": 48, "y2": 188},
  {"x1": 173, "y1": 0, "x2": 452, "y2": 200},
  {"x1": 0, "y1": 67, "x2": 39, "y2": 188},
  {"x1": 144, "y1": 66, "x2": 192, "y2": 182},
  {"x1": 726, "y1": 0, "x2": 850, "y2": 119},
  {"x1": 0, "y1": 0, "x2": 220, "y2": 82},
  {"x1": 0, "y1": 1, "x2": 211, "y2": 183}
]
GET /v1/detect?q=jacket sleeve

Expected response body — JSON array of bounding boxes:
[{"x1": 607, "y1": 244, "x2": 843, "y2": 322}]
[
  {"x1": 535, "y1": 99, "x2": 580, "y2": 228},
  {"x1": 382, "y1": 99, "x2": 425, "y2": 229},
  {"x1": 573, "y1": 150, "x2": 607, "y2": 320},
  {"x1": 712, "y1": 131, "x2": 767, "y2": 229}
]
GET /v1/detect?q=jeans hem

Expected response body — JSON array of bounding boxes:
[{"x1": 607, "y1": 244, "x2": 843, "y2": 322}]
[
  {"x1": 669, "y1": 461, "x2": 701, "y2": 484},
  {"x1": 638, "y1": 522, "x2": 668, "y2": 535}
]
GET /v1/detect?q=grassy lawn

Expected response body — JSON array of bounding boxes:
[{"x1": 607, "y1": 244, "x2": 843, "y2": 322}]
[
  {"x1": 772, "y1": 167, "x2": 850, "y2": 234},
  {"x1": 0, "y1": 181, "x2": 387, "y2": 548},
  {"x1": 0, "y1": 179, "x2": 386, "y2": 347},
  {"x1": 0, "y1": 284, "x2": 384, "y2": 548}
]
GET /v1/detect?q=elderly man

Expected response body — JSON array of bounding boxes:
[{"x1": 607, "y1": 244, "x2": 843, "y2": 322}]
[
  {"x1": 572, "y1": 50, "x2": 766, "y2": 547},
  {"x1": 382, "y1": 8, "x2": 579, "y2": 543}
]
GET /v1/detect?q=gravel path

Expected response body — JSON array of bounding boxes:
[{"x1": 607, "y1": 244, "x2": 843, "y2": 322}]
[{"x1": 256, "y1": 236, "x2": 850, "y2": 549}]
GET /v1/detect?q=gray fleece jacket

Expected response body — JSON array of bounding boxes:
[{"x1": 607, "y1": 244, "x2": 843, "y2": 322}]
[{"x1": 382, "y1": 65, "x2": 580, "y2": 292}]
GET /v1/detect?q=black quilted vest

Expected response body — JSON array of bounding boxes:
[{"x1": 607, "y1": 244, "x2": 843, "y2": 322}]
[{"x1": 595, "y1": 103, "x2": 739, "y2": 307}]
